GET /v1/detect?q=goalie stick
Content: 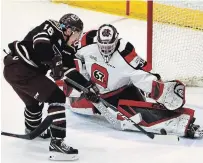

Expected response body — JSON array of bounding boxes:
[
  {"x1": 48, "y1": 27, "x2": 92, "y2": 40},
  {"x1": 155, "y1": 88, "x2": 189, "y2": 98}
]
[
  {"x1": 65, "y1": 77, "x2": 180, "y2": 142},
  {"x1": 1, "y1": 116, "x2": 53, "y2": 140}
]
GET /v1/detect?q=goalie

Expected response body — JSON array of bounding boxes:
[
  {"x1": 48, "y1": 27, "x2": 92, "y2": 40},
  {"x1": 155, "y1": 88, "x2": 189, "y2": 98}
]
[{"x1": 63, "y1": 24, "x2": 202, "y2": 138}]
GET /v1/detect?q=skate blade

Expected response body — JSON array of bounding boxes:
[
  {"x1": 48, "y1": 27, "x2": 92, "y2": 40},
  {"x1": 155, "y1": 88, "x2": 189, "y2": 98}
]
[{"x1": 49, "y1": 151, "x2": 79, "y2": 161}]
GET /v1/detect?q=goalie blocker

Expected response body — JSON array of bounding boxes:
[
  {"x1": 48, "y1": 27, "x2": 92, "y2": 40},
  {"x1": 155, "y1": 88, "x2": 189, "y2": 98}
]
[{"x1": 63, "y1": 82, "x2": 202, "y2": 138}]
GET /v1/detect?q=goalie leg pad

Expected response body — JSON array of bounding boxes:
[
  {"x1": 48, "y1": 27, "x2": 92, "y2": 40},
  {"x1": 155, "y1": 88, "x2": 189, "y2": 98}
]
[{"x1": 117, "y1": 100, "x2": 195, "y2": 137}]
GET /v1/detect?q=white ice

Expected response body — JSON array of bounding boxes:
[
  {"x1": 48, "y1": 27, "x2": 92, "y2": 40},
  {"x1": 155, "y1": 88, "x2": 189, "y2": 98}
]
[{"x1": 1, "y1": 1, "x2": 203, "y2": 163}]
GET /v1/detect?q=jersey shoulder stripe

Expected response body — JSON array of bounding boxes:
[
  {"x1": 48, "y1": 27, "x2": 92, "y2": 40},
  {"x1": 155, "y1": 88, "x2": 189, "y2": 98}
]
[
  {"x1": 33, "y1": 32, "x2": 50, "y2": 45},
  {"x1": 33, "y1": 20, "x2": 63, "y2": 46},
  {"x1": 80, "y1": 30, "x2": 97, "y2": 47},
  {"x1": 118, "y1": 38, "x2": 137, "y2": 61},
  {"x1": 118, "y1": 39, "x2": 138, "y2": 62},
  {"x1": 118, "y1": 39, "x2": 147, "y2": 70}
]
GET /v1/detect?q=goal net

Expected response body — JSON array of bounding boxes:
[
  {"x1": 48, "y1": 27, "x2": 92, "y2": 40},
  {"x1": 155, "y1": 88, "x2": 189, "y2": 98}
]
[{"x1": 147, "y1": 0, "x2": 203, "y2": 87}]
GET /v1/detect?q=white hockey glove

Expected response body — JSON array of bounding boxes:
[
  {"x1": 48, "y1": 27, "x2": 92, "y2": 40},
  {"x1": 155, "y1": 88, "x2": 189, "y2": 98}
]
[{"x1": 149, "y1": 80, "x2": 185, "y2": 110}]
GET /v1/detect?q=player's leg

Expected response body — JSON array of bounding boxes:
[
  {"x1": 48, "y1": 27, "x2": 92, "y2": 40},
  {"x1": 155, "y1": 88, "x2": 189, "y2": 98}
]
[
  {"x1": 3, "y1": 53, "x2": 50, "y2": 137},
  {"x1": 16, "y1": 74, "x2": 78, "y2": 160},
  {"x1": 11, "y1": 86, "x2": 49, "y2": 136},
  {"x1": 21, "y1": 74, "x2": 79, "y2": 160},
  {"x1": 3, "y1": 55, "x2": 78, "y2": 160},
  {"x1": 18, "y1": 76, "x2": 78, "y2": 160}
]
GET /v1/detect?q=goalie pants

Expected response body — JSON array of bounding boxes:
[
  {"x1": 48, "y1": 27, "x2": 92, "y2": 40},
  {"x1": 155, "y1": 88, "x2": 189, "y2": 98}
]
[
  {"x1": 69, "y1": 85, "x2": 146, "y2": 113},
  {"x1": 3, "y1": 53, "x2": 66, "y2": 138}
]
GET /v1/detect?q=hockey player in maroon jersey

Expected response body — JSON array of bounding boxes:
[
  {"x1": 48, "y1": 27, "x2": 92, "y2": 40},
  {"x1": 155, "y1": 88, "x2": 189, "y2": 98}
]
[
  {"x1": 3, "y1": 14, "x2": 100, "y2": 160},
  {"x1": 63, "y1": 24, "x2": 203, "y2": 138}
]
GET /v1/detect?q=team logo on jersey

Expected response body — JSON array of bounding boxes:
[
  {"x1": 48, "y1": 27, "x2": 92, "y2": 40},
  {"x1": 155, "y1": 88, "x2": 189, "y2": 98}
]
[
  {"x1": 34, "y1": 92, "x2": 39, "y2": 100},
  {"x1": 93, "y1": 70, "x2": 105, "y2": 82},
  {"x1": 91, "y1": 63, "x2": 109, "y2": 88}
]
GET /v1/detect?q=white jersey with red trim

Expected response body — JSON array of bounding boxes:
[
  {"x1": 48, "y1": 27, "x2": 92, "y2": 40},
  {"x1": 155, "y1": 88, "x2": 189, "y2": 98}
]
[{"x1": 76, "y1": 30, "x2": 158, "y2": 94}]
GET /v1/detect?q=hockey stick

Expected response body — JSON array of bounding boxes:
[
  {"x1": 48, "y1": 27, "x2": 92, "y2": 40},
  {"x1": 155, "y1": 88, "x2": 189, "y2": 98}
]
[
  {"x1": 1, "y1": 116, "x2": 53, "y2": 140},
  {"x1": 99, "y1": 98, "x2": 180, "y2": 142},
  {"x1": 65, "y1": 77, "x2": 180, "y2": 142},
  {"x1": 65, "y1": 77, "x2": 156, "y2": 139},
  {"x1": 99, "y1": 98, "x2": 155, "y2": 138}
]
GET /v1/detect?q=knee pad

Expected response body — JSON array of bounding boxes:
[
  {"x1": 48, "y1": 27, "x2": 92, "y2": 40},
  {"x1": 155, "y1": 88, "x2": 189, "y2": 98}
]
[{"x1": 46, "y1": 87, "x2": 66, "y2": 104}]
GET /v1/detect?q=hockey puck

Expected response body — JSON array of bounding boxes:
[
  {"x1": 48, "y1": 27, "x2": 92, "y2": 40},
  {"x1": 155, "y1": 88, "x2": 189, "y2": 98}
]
[{"x1": 160, "y1": 129, "x2": 167, "y2": 135}]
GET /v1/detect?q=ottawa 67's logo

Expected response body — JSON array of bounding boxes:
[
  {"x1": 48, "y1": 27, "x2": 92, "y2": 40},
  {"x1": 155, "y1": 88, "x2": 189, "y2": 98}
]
[{"x1": 91, "y1": 63, "x2": 109, "y2": 88}]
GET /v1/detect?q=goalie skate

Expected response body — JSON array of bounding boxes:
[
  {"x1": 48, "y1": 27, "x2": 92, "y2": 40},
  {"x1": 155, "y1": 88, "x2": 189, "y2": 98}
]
[{"x1": 186, "y1": 118, "x2": 203, "y2": 138}]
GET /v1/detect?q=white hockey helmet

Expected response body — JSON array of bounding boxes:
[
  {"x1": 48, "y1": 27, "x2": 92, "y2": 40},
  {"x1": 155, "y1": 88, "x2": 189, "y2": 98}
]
[{"x1": 97, "y1": 24, "x2": 119, "y2": 63}]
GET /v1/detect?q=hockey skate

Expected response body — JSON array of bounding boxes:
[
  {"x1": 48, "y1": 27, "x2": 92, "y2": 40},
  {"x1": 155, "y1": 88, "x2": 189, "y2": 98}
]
[
  {"x1": 186, "y1": 118, "x2": 203, "y2": 138},
  {"x1": 49, "y1": 138, "x2": 79, "y2": 161}
]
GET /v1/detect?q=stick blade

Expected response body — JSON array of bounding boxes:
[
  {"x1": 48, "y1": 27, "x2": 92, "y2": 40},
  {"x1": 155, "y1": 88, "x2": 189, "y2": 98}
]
[
  {"x1": 1, "y1": 116, "x2": 53, "y2": 140},
  {"x1": 1, "y1": 132, "x2": 30, "y2": 139},
  {"x1": 153, "y1": 135, "x2": 180, "y2": 144}
]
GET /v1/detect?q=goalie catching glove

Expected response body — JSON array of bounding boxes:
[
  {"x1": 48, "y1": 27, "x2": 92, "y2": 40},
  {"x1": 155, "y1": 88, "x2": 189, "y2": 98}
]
[{"x1": 149, "y1": 80, "x2": 185, "y2": 110}]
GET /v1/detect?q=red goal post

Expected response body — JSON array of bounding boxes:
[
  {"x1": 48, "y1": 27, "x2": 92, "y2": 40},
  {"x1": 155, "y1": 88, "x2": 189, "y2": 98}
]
[{"x1": 146, "y1": 0, "x2": 203, "y2": 87}]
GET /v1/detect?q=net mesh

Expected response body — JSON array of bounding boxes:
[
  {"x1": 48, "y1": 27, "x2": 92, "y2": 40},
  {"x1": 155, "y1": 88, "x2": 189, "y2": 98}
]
[{"x1": 152, "y1": 1, "x2": 203, "y2": 86}]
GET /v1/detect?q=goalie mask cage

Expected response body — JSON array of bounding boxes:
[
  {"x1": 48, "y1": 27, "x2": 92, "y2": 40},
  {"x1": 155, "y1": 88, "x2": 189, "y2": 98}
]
[{"x1": 146, "y1": 0, "x2": 203, "y2": 87}]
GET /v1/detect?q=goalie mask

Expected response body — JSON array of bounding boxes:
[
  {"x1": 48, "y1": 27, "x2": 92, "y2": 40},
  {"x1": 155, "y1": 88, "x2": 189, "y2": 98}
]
[{"x1": 97, "y1": 24, "x2": 119, "y2": 63}]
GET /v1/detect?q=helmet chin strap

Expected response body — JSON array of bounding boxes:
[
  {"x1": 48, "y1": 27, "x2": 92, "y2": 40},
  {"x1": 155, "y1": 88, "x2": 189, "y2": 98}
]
[
  {"x1": 63, "y1": 28, "x2": 74, "y2": 44},
  {"x1": 64, "y1": 32, "x2": 73, "y2": 44}
]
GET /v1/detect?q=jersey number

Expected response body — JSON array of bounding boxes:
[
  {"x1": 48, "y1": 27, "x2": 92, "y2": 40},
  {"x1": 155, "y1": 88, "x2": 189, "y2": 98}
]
[
  {"x1": 44, "y1": 24, "x2": 54, "y2": 36},
  {"x1": 91, "y1": 63, "x2": 108, "y2": 88}
]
